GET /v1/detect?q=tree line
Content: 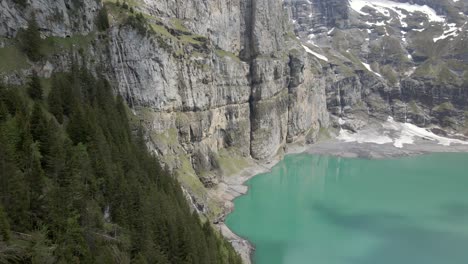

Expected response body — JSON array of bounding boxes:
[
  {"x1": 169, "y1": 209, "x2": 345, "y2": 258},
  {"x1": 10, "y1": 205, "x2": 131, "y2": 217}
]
[{"x1": 0, "y1": 65, "x2": 242, "y2": 264}]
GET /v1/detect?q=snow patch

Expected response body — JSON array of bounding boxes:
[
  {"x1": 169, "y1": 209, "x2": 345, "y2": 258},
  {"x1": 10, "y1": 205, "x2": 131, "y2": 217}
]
[
  {"x1": 302, "y1": 45, "x2": 329, "y2": 61},
  {"x1": 338, "y1": 117, "x2": 468, "y2": 148},
  {"x1": 361, "y1": 61, "x2": 382, "y2": 77},
  {"x1": 338, "y1": 129, "x2": 393, "y2": 145},
  {"x1": 433, "y1": 22, "x2": 464, "y2": 42},
  {"x1": 385, "y1": 117, "x2": 468, "y2": 147},
  {"x1": 307, "y1": 34, "x2": 319, "y2": 47},
  {"x1": 349, "y1": 0, "x2": 445, "y2": 27}
]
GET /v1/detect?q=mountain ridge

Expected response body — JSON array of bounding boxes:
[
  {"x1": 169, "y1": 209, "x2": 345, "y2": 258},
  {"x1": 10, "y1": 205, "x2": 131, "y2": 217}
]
[{"x1": 1, "y1": 0, "x2": 467, "y2": 262}]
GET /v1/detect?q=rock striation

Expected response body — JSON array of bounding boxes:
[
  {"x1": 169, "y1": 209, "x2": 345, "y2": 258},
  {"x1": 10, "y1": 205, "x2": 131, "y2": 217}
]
[
  {"x1": 285, "y1": 0, "x2": 468, "y2": 132},
  {"x1": 0, "y1": 0, "x2": 331, "y2": 218},
  {"x1": 1, "y1": 2, "x2": 467, "y2": 260}
]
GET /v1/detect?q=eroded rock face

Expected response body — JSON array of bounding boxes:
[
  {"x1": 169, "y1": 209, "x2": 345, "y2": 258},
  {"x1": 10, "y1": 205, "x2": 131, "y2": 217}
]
[
  {"x1": 104, "y1": 0, "x2": 330, "y2": 168},
  {"x1": 2, "y1": 0, "x2": 467, "y2": 261},
  {"x1": 0, "y1": 0, "x2": 99, "y2": 37},
  {"x1": 286, "y1": 0, "x2": 468, "y2": 131},
  {"x1": 2, "y1": 0, "x2": 467, "y2": 228},
  {"x1": 0, "y1": 2, "x2": 332, "y2": 232}
]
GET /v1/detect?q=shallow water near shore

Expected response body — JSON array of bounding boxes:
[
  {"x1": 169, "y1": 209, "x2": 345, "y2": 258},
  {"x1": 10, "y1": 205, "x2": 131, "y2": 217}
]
[{"x1": 225, "y1": 153, "x2": 468, "y2": 264}]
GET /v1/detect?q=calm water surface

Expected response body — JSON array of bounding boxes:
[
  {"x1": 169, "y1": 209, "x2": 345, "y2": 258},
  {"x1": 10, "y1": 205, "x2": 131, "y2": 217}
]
[{"x1": 226, "y1": 153, "x2": 468, "y2": 264}]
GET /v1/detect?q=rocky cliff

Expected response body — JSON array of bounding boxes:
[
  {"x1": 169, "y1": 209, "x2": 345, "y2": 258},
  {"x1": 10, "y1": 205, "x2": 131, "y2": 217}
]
[
  {"x1": 0, "y1": 0, "x2": 330, "y2": 220},
  {"x1": 1, "y1": 0, "x2": 467, "y2": 243},
  {"x1": 285, "y1": 0, "x2": 468, "y2": 133}
]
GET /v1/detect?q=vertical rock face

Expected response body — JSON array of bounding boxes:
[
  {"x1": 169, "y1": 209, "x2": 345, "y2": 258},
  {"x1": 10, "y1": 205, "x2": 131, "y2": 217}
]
[
  {"x1": 0, "y1": 1, "x2": 333, "y2": 219},
  {"x1": 286, "y1": 0, "x2": 468, "y2": 131},
  {"x1": 0, "y1": 0, "x2": 99, "y2": 37},
  {"x1": 0, "y1": 0, "x2": 330, "y2": 211},
  {"x1": 4, "y1": 0, "x2": 466, "y2": 221},
  {"x1": 246, "y1": 0, "x2": 290, "y2": 159},
  {"x1": 2, "y1": 0, "x2": 467, "y2": 259},
  {"x1": 103, "y1": 0, "x2": 330, "y2": 170},
  {"x1": 286, "y1": 0, "x2": 349, "y2": 35}
]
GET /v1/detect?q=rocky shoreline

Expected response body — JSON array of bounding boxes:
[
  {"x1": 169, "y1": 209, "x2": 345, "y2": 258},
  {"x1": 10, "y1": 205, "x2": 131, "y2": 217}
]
[
  {"x1": 213, "y1": 143, "x2": 308, "y2": 264},
  {"x1": 215, "y1": 135, "x2": 468, "y2": 264}
]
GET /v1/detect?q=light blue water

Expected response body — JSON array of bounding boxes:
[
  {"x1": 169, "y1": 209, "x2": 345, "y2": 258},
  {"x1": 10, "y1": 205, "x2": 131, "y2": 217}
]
[{"x1": 226, "y1": 153, "x2": 468, "y2": 264}]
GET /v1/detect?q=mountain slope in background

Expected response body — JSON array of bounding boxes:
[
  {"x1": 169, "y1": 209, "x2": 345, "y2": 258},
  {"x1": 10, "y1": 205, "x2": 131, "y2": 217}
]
[{"x1": 286, "y1": 0, "x2": 468, "y2": 133}]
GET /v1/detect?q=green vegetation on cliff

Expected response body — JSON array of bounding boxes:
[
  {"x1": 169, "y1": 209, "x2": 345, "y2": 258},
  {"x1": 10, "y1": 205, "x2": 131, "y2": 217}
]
[{"x1": 0, "y1": 64, "x2": 242, "y2": 263}]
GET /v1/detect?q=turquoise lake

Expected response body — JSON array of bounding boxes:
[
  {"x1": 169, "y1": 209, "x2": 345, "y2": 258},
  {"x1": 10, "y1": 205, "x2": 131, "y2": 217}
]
[{"x1": 225, "y1": 153, "x2": 468, "y2": 264}]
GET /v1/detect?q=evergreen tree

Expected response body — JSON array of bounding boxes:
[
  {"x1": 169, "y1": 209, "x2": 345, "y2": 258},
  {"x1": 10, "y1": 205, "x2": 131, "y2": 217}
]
[
  {"x1": 0, "y1": 68, "x2": 242, "y2": 263},
  {"x1": 30, "y1": 103, "x2": 48, "y2": 145},
  {"x1": 29, "y1": 228, "x2": 57, "y2": 264},
  {"x1": 0, "y1": 84, "x2": 8, "y2": 121},
  {"x1": 97, "y1": 6, "x2": 110, "y2": 31},
  {"x1": 28, "y1": 71, "x2": 43, "y2": 100},
  {"x1": 67, "y1": 106, "x2": 91, "y2": 145},
  {"x1": 26, "y1": 142, "x2": 45, "y2": 228},
  {"x1": 54, "y1": 215, "x2": 91, "y2": 263},
  {"x1": 0, "y1": 100, "x2": 7, "y2": 122},
  {"x1": 48, "y1": 75, "x2": 64, "y2": 123},
  {"x1": 0, "y1": 206, "x2": 10, "y2": 242},
  {"x1": 21, "y1": 16, "x2": 43, "y2": 62}
]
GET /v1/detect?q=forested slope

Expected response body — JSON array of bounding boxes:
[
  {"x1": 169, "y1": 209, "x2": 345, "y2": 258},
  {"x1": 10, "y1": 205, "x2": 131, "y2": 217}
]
[{"x1": 0, "y1": 64, "x2": 241, "y2": 263}]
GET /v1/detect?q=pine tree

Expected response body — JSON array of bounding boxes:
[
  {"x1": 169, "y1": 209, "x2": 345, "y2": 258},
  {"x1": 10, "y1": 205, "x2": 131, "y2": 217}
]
[
  {"x1": 67, "y1": 106, "x2": 91, "y2": 145},
  {"x1": 0, "y1": 100, "x2": 7, "y2": 122},
  {"x1": 27, "y1": 142, "x2": 45, "y2": 228},
  {"x1": 97, "y1": 6, "x2": 110, "y2": 31},
  {"x1": 4, "y1": 169, "x2": 30, "y2": 231},
  {"x1": 30, "y1": 103, "x2": 48, "y2": 145},
  {"x1": 28, "y1": 71, "x2": 43, "y2": 100},
  {"x1": 0, "y1": 69, "x2": 243, "y2": 263},
  {"x1": 29, "y1": 228, "x2": 56, "y2": 263},
  {"x1": 0, "y1": 84, "x2": 8, "y2": 121},
  {"x1": 48, "y1": 76, "x2": 64, "y2": 123},
  {"x1": 0, "y1": 206, "x2": 10, "y2": 242},
  {"x1": 21, "y1": 16, "x2": 43, "y2": 62},
  {"x1": 54, "y1": 215, "x2": 91, "y2": 263}
]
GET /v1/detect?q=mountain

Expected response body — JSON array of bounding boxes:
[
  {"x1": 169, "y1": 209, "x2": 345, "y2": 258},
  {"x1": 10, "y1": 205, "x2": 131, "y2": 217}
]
[
  {"x1": 0, "y1": 0, "x2": 331, "y2": 223},
  {"x1": 0, "y1": 0, "x2": 467, "y2": 262},
  {"x1": 286, "y1": 0, "x2": 468, "y2": 131}
]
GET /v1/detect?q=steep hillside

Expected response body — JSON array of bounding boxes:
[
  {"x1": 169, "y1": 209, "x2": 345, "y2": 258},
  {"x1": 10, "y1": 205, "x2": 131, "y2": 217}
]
[
  {"x1": 0, "y1": 0, "x2": 330, "y2": 222},
  {"x1": 285, "y1": 0, "x2": 468, "y2": 133},
  {"x1": 0, "y1": 68, "x2": 241, "y2": 263}
]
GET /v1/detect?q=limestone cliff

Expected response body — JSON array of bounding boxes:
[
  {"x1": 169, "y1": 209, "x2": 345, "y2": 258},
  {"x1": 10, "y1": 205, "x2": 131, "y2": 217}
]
[
  {"x1": 285, "y1": 0, "x2": 468, "y2": 132},
  {"x1": 0, "y1": 0, "x2": 330, "y2": 220},
  {"x1": 2, "y1": 1, "x2": 468, "y2": 262},
  {"x1": 1, "y1": 0, "x2": 467, "y2": 234}
]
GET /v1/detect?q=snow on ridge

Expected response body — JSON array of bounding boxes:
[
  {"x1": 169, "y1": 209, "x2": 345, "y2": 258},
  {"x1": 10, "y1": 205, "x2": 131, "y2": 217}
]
[
  {"x1": 349, "y1": 0, "x2": 445, "y2": 27},
  {"x1": 361, "y1": 61, "x2": 382, "y2": 77},
  {"x1": 433, "y1": 22, "x2": 465, "y2": 42},
  {"x1": 302, "y1": 44, "x2": 329, "y2": 61},
  {"x1": 307, "y1": 34, "x2": 320, "y2": 47}
]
